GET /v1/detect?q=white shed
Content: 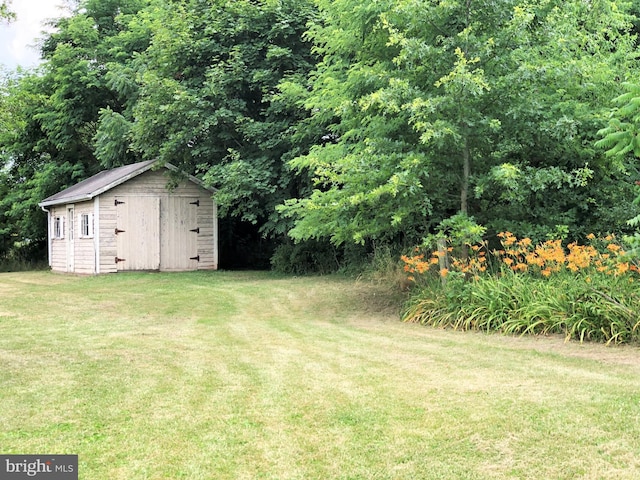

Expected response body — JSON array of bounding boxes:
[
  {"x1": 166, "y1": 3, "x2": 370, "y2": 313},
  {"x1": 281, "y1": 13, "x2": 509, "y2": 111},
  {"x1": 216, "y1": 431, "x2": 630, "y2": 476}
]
[{"x1": 38, "y1": 160, "x2": 218, "y2": 274}]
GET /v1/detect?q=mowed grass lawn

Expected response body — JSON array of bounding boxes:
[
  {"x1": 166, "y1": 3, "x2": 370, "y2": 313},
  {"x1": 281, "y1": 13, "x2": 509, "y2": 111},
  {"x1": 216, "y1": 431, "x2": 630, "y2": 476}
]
[{"x1": 1, "y1": 271, "x2": 640, "y2": 479}]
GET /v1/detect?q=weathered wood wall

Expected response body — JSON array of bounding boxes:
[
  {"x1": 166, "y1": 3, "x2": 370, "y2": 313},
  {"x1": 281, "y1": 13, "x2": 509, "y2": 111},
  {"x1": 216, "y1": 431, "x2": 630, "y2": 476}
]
[
  {"x1": 48, "y1": 168, "x2": 217, "y2": 274},
  {"x1": 99, "y1": 169, "x2": 217, "y2": 273}
]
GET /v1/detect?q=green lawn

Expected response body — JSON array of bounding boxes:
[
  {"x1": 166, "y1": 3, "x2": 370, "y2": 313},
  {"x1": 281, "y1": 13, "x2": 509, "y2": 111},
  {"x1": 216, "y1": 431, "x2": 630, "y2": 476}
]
[{"x1": 1, "y1": 271, "x2": 640, "y2": 479}]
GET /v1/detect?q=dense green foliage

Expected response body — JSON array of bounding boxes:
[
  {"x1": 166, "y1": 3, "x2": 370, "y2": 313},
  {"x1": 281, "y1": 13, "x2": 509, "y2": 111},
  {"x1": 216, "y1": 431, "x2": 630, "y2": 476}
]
[
  {"x1": 3, "y1": 0, "x2": 640, "y2": 273},
  {"x1": 279, "y1": 0, "x2": 640, "y2": 246}
]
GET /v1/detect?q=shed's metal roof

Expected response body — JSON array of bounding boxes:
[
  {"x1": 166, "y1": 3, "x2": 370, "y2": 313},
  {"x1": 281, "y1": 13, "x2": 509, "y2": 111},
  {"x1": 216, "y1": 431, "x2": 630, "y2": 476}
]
[{"x1": 39, "y1": 160, "x2": 213, "y2": 208}]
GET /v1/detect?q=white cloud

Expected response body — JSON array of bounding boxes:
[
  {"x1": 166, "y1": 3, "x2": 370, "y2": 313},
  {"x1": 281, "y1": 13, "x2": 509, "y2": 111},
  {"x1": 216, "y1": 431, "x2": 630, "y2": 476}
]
[{"x1": 0, "y1": 1, "x2": 70, "y2": 69}]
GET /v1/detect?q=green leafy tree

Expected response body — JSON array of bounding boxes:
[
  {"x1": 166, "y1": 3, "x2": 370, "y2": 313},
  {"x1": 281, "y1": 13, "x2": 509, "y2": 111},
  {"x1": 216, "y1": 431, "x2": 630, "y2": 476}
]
[
  {"x1": 280, "y1": 0, "x2": 639, "y2": 248},
  {"x1": 126, "y1": 0, "x2": 318, "y2": 236},
  {"x1": 480, "y1": 0, "x2": 640, "y2": 240},
  {"x1": 596, "y1": 83, "x2": 640, "y2": 160},
  {"x1": 0, "y1": 0, "x2": 151, "y2": 259},
  {"x1": 596, "y1": 82, "x2": 640, "y2": 229},
  {"x1": 0, "y1": 72, "x2": 63, "y2": 256}
]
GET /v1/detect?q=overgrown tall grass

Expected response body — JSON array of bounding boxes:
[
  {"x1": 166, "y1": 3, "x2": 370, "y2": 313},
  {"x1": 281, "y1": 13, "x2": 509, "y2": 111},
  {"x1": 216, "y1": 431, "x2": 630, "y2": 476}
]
[{"x1": 402, "y1": 233, "x2": 640, "y2": 344}]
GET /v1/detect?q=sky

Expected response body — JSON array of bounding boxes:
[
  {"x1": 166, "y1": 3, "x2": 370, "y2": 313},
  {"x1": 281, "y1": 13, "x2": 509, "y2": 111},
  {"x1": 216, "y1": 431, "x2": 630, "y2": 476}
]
[{"x1": 0, "y1": 1, "x2": 70, "y2": 70}]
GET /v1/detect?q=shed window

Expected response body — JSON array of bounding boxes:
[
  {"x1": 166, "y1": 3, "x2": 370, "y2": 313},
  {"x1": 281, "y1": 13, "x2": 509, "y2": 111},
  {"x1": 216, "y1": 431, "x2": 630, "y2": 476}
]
[
  {"x1": 53, "y1": 216, "x2": 65, "y2": 239},
  {"x1": 80, "y1": 213, "x2": 94, "y2": 238}
]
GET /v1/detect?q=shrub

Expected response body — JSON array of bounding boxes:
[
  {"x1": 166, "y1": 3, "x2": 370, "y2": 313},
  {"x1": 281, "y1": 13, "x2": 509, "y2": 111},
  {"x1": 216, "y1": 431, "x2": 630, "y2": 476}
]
[
  {"x1": 270, "y1": 239, "x2": 340, "y2": 275},
  {"x1": 0, "y1": 239, "x2": 48, "y2": 272}
]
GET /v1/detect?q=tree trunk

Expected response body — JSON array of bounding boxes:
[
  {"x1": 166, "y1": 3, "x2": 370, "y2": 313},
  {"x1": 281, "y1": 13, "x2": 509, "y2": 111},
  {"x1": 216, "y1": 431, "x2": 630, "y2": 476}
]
[
  {"x1": 461, "y1": 135, "x2": 470, "y2": 214},
  {"x1": 460, "y1": 135, "x2": 471, "y2": 262}
]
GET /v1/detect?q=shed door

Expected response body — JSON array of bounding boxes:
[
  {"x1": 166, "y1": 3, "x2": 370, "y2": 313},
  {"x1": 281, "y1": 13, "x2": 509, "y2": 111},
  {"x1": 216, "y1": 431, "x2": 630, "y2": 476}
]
[
  {"x1": 115, "y1": 196, "x2": 160, "y2": 271},
  {"x1": 160, "y1": 197, "x2": 199, "y2": 271}
]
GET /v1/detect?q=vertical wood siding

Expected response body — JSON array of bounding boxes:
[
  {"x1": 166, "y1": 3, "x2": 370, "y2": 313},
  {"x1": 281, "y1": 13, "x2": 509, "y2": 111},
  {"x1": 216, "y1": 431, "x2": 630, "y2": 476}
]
[
  {"x1": 115, "y1": 196, "x2": 161, "y2": 271},
  {"x1": 197, "y1": 193, "x2": 218, "y2": 269},
  {"x1": 100, "y1": 169, "x2": 217, "y2": 272},
  {"x1": 160, "y1": 196, "x2": 198, "y2": 271}
]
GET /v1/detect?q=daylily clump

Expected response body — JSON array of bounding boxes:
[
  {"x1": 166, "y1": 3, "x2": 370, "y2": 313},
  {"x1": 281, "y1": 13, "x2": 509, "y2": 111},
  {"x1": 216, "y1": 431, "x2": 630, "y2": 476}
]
[{"x1": 402, "y1": 233, "x2": 637, "y2": 283}]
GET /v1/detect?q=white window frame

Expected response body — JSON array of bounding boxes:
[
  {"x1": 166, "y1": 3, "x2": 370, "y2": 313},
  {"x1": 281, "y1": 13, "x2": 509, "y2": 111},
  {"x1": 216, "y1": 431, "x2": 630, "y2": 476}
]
[
  {"x1": 53, "y1": 216, "x2": 65, "y2": 239},
  {"x1": 79, "y1": 213, "x2": 94, "y2": 238}
]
